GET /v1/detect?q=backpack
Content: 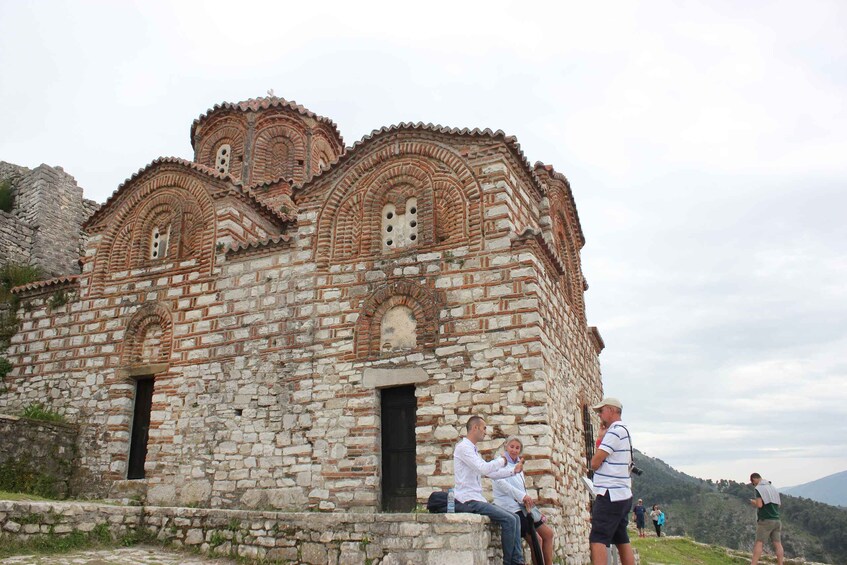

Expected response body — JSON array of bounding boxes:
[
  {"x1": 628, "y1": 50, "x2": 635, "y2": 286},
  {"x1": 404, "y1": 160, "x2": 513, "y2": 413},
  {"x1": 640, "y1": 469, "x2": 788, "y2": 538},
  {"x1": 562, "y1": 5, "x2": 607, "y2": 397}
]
[{"x1": 427, "y1": 491, "x2": 448, "y2": 513}]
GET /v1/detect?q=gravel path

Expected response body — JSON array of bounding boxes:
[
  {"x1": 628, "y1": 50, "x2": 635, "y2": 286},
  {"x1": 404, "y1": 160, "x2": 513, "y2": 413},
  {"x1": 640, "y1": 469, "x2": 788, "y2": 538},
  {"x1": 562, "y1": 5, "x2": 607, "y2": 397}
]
[{"x1": 0, "y1": 546, "x2": 237, "y2": 565}]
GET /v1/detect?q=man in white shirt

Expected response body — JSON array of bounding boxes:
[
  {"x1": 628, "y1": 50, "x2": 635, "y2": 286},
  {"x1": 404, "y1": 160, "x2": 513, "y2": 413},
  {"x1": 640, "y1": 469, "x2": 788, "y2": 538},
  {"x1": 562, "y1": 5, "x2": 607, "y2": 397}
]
[
  {"x1": 454, "y1": 416, "x2": 526, "y2": 565},
  {"x1": 589, "y1": 398, "x2": 635, "y2": 565}
]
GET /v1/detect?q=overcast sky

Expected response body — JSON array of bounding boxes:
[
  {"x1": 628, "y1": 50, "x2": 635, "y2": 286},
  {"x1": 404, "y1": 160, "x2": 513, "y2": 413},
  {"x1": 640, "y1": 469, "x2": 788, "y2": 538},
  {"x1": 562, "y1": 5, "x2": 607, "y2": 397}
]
[{"x1": 1, "y1": 0, "x2": 845, "y2": 488}]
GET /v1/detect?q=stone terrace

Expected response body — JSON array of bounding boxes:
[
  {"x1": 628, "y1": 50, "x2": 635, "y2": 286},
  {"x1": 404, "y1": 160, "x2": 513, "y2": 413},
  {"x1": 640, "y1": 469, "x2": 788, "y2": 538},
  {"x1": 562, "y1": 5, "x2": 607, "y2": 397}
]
[{"x1": 0, "y1": 500, "x2": 502, "y2": 564}]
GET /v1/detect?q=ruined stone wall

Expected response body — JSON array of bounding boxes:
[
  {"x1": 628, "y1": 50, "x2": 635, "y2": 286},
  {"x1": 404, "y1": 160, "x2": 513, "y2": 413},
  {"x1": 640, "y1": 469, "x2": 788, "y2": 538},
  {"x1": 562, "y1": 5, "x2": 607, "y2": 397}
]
[
  {"x1": 0, "y1": 501, "x2": 502, "y2": 564},
  {"x1": 0, "y1": 209, "x2": 34, "y2": 268},
  {"x1": 0, "y1": 414, "x2": 78, "y2": 497},
  {"x1": 0, "y1": 161, "x2": 96, "y2": 277}
]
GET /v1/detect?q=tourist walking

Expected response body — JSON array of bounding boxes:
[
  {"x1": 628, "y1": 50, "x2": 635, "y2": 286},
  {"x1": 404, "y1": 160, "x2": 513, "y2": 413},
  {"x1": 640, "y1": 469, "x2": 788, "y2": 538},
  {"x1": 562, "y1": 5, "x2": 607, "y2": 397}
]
[
  {"x1": 632, "y1": 499, "x2": 646, "y2": 538},
  {"x1": 749, "y1": 472, "x2": 784, "y2": 565},
  {"x1": 650, "y1": 504, "x2": 664, "y2": 537}
]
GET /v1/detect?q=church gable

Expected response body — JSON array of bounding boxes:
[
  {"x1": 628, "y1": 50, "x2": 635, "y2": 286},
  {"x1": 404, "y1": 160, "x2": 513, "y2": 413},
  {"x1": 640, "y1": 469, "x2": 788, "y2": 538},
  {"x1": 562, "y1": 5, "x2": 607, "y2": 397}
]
[
  {"x1": 295, "y1": 128, "x2": 486, "y2": 265},
  {"x1": 84, "y1": 159, "x2": 287, "y2": 294}
]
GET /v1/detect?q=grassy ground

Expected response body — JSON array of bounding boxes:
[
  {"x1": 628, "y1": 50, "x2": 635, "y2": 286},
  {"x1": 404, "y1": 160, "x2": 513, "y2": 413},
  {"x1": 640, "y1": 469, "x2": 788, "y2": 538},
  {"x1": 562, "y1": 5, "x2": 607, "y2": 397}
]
[
  {"x1": 632, "y1": 536, "x2": 808, "y2": 565},
  {"x1": 0, "y1": 490, "x2": 51, "y2": 501}
]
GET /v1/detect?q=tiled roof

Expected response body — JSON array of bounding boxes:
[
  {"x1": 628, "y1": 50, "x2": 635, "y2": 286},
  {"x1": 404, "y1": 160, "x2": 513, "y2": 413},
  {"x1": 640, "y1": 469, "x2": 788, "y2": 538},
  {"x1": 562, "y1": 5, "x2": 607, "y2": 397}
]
[
  {"x1": 224, "y1": 234, "x2": 293, "y2": 256},
  {"x1": 83, "y1": 157, "x2": 291, "y2": 229},
  {"x1": 296, "y1": 122, "x2": 546, "y2": 198},
  {"x1": 11, "y1": 275, "x2": 79, "y2": 295},
  {"x1": 191, "y1": 96, "x2": 344, "y2": 148}
]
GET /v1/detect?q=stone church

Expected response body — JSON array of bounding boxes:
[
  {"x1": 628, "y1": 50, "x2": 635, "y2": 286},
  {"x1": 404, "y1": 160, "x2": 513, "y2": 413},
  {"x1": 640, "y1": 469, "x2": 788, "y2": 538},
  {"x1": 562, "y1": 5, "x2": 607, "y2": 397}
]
[{"x1": 2, "y1": 96, "x2": 605, "y2": 556}]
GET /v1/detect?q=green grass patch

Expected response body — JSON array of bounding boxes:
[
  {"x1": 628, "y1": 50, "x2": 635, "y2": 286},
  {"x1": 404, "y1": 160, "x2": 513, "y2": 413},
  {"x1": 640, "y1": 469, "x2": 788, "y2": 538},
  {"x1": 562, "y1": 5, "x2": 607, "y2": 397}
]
[
  {"x1": 0, "y1": 490, "x2": 52, "y2": 501},
  {"x1": 21, "y1": 402, "x2": 66, "y2": 423},
  {"x1": 632, "y1": 536, "x2": 806, "y2": 565},
  {"x1": 0, "y1": 460, "x2": 62, "y2": 498}
]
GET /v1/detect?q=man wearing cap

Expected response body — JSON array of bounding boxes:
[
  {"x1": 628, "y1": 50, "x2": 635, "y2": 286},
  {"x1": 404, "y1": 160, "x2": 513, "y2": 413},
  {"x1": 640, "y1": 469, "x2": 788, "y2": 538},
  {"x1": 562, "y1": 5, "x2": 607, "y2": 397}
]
[{"x1": 589, "y1": 397, "x2": 635, "y2": 565}]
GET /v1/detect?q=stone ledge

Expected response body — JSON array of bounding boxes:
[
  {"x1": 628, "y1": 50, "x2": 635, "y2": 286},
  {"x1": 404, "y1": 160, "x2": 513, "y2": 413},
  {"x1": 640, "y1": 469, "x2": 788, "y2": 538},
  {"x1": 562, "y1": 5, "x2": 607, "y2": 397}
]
[{"x1": 0, "y1": 501, "x2": 502, "y2": 564}]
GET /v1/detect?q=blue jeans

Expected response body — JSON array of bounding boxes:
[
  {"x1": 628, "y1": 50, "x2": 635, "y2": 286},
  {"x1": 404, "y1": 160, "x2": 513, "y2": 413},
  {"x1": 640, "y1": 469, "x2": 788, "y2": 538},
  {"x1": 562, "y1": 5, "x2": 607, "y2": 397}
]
[{"x1": 456, "y1": 499, "x2": 524, "y2": 565}]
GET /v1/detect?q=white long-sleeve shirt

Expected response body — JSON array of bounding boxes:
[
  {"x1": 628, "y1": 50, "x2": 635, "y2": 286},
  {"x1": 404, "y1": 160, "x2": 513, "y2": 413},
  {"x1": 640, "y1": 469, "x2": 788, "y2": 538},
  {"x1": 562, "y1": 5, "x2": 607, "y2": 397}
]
[
  {"x1": 453, "y1": 437, "x2": 516, "y2": 503},
  {"x1": 493, "y1": 460, "x2": 526, "y2": 513}
]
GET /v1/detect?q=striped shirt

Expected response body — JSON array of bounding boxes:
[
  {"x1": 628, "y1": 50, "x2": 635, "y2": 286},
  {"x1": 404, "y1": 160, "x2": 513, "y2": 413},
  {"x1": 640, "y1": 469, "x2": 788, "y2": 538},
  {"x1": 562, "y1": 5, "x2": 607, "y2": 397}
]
[{"x1": 593, "y1": 420, "x2": 632, "y2": 501}]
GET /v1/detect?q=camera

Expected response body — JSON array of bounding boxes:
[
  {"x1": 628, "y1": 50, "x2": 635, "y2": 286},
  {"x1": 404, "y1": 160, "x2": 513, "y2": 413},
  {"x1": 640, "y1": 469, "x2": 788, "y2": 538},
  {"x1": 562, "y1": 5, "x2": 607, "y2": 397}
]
[{"x1": 630, "y1": 463, "x2": 644, "y2": 476}]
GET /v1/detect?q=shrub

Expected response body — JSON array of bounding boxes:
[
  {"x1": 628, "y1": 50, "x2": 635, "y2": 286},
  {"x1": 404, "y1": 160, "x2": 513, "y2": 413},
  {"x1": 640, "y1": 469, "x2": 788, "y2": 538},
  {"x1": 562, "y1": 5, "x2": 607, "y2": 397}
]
[
  {"x1": 21, "y1": 403, "x2": 66, "y2": 423},
  {"x1": 0, "y1": 262, "x2": 41, "y2": 303},
  {"x1": 0, "y1": 179, "x2": 13, "y2": 212}
]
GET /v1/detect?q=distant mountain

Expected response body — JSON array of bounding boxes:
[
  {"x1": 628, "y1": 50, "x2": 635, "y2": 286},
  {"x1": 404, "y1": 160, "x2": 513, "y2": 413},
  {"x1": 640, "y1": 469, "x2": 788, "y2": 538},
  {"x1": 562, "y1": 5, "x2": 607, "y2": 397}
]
[
  {"x1": 630, "y1": 450, "x2": 847, "y2": 565},
  {"x1": 782, "y1": 470, "x2": 847, "y2": 508}
]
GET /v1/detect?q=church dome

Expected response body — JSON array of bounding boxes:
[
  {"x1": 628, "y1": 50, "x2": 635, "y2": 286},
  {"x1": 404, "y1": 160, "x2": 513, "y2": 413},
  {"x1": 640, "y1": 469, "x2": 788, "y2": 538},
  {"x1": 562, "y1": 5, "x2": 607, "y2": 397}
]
[{"x1": 191, "y1": 96, "x2": 344, "y2": 186}]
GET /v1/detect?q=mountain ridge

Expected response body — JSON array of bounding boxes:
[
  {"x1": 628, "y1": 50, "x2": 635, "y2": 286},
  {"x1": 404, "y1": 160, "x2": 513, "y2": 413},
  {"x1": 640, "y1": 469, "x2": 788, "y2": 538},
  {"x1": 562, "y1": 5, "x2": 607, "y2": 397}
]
[{"x1": 781, "y1": 470, "x2": 847, "y2": 508}]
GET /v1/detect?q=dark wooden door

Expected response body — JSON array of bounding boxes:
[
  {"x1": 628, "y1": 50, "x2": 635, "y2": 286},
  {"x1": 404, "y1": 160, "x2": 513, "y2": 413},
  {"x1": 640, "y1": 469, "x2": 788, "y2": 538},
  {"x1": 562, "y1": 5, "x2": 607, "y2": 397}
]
[
  {"x1": 381, "y1": 385, "x2": 417, "y2": 512},
  {"x1": 127, "y1": 377, "x2": 154, "y2": 479}
]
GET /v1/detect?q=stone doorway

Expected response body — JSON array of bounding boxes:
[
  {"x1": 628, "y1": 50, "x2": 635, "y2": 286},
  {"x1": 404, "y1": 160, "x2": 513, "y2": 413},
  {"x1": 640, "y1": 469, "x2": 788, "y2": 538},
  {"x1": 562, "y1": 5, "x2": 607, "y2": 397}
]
[
  {"x1": 127, "y1": 376, "x2": 154, "y2": 479},
  {"x1": 380, "y1": 385, "x2": 417, "y2": 512}
]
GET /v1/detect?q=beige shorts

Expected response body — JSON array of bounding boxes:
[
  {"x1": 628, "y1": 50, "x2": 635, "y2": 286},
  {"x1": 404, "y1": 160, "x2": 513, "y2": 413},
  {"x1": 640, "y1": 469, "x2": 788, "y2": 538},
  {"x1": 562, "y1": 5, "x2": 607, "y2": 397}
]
[{"x1": 756, "y1": 520, "x2": 781, "y2": 544}]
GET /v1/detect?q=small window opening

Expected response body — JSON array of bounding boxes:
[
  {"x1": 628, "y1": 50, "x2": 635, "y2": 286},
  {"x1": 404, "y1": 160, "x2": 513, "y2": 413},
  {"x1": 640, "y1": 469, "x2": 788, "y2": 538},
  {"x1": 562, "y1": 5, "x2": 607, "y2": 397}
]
[
  {"x1": 382, "y1": 197, "x2": 418, "y2": 252},
  {"x1": 150, "y1": 225, "x2": 171, "y2": 259},
  {"x1": 216, "y1": 144, "x2": 232, "y2": 174}
]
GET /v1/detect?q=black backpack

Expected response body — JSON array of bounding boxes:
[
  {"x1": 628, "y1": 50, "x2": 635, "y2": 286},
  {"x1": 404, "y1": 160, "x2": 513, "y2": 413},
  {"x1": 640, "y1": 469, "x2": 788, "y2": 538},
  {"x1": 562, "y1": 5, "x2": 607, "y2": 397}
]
[{"x1": 427, "y1": 491, "x2": 448, "y2": 513}]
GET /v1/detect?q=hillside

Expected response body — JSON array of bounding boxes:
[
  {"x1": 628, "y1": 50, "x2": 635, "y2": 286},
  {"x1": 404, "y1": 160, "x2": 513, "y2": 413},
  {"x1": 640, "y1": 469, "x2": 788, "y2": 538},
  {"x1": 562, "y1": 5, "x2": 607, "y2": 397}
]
[
  {"x1": 630, "y1": 450, "x2": 847, "y2": 564},
  {"x1": 782, "y1": 470, "x2": 847, "y2": 508}
]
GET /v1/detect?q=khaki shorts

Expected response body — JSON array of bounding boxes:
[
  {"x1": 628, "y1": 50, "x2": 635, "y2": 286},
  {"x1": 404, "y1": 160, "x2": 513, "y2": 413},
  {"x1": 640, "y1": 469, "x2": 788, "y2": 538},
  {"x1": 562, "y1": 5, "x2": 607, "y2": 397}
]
[{"x1": 756, "y1": 520, "x2": 781, "y2": 543}]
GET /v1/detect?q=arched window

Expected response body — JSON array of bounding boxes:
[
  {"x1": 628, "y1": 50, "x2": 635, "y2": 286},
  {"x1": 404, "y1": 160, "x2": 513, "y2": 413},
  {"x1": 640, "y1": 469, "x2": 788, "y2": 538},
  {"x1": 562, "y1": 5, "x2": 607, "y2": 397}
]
[
  {"x1": 215, "y1": 144, "x2": 232, "y2": 174},
  {"x1": 382, "y1": 197, "x2": 418, "y2": 252},
  {"x1": 149, "y1": 225, "x2": 170, "y2": 260}
]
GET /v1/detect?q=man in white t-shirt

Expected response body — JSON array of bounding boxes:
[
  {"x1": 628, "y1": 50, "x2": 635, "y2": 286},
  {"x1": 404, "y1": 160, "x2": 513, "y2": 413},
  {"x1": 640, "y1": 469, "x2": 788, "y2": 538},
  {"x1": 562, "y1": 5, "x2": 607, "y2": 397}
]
[
  {"x1": 454, "y1": 416, "x2": 526, "y2": 565},
  {"x1": 589, "y1": 397, "x2": 635, "y2": 565}
]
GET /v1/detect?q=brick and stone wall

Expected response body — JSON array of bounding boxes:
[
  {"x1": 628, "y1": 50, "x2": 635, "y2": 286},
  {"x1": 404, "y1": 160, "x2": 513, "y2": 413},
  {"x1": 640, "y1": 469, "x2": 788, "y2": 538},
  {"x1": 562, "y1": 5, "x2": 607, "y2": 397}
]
[
  {"x1": 1, "y1": 99, "x2": 605, "y2": 564},
  {"x1": 0, "y1": 161, "x2": 97, "y2": 278},
  {"x1": 0, "y1": 414, "x2": 78, "y2": 497},
  {"x1": 0, "y1": 500, "x2": 502, "y2": 564}
]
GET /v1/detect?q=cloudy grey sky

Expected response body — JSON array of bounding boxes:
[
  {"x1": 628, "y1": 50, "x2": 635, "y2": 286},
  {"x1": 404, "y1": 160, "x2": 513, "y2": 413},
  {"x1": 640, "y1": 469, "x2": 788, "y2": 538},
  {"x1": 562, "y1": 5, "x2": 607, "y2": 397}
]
[{"x1": 1, "y1": 0, "x2": 845, "y2": 488}]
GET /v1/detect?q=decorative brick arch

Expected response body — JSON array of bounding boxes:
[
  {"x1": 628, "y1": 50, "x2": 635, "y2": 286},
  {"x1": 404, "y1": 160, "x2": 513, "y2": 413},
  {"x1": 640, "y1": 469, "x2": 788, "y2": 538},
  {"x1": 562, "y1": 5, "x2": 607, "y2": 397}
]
[
  {"x1": 250, "y1": 117, "x2": 308, "y2": 184},
  {"x1": 548, "y1": 184, "x2": 584, "y2": 316},
  {"x1": 316, "y1": 138, "x2": 482, "y2": 263},
  {"x1": 120, "y1": 302, "x2": 174, "y2": 368},
  {"x1": 92, "y1": 170, "x2": 217, "y2": 294},
  {"x1": 195, "y1": 121, "x2": 247, "y2": 181},
  {"x1": 310, "y1": 133, "x2": 338, "y2": 176},
  {"x1": 355, "y1": 280, "x2": 439, "y2": 359}
]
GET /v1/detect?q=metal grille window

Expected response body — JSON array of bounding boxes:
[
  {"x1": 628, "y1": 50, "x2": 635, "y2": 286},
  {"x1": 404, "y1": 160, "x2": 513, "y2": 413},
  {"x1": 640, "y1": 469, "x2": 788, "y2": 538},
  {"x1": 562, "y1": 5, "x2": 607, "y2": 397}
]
[{"x1": 582, "y1": 404, "x2": 595, "y2": 477}]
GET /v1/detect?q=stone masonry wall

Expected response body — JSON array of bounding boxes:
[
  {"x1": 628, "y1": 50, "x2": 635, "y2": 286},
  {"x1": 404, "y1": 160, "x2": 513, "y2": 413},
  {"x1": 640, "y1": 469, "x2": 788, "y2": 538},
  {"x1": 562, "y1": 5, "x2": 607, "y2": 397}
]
[
  {"x1": 0, "y1": 414, "x2": 78, "y2": 497},
  {"x1": 0, "y1": 161, "x2": 96, "y2": 278},
  {"x1": 0, "y1": 209, "x2": 34, "y2": 268},
  {"x1": 0, "y1": 500, "x2": 502, "y2": 564}
]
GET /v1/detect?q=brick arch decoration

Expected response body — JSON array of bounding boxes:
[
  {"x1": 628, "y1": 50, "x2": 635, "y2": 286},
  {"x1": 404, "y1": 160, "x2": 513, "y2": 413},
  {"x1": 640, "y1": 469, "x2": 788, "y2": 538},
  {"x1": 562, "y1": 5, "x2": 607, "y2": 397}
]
[
  {"x1": 108, "y1": 223, "x2": 134, "y2": 273},
  {"x1": 361, "y1": 162, "x2": 435, "y2": 254},
  {"x1": 316, "y1": 138, "x2": 481, "y2": 264},
  {"x1": 250, "y1": 117, "x2": 308, "y2": 185},
  {"x1": 310, "y1": 131, "x2": 341, "y2": 176},
  {"x1": 91, "y1": 172, "x2": 217, "y2": 295},
  {"x1": 194, "y1": 121, "x2": 247, "y2": 181},
  {"x1": 355, "y1": 280, "x2": 439, "y2": 359},
  {"x1": 120, "y1": 302, "x2": 174, "y2": 367},
  {"x1": 548, "y1": 184, "x2": 584, "y2": 317}
]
